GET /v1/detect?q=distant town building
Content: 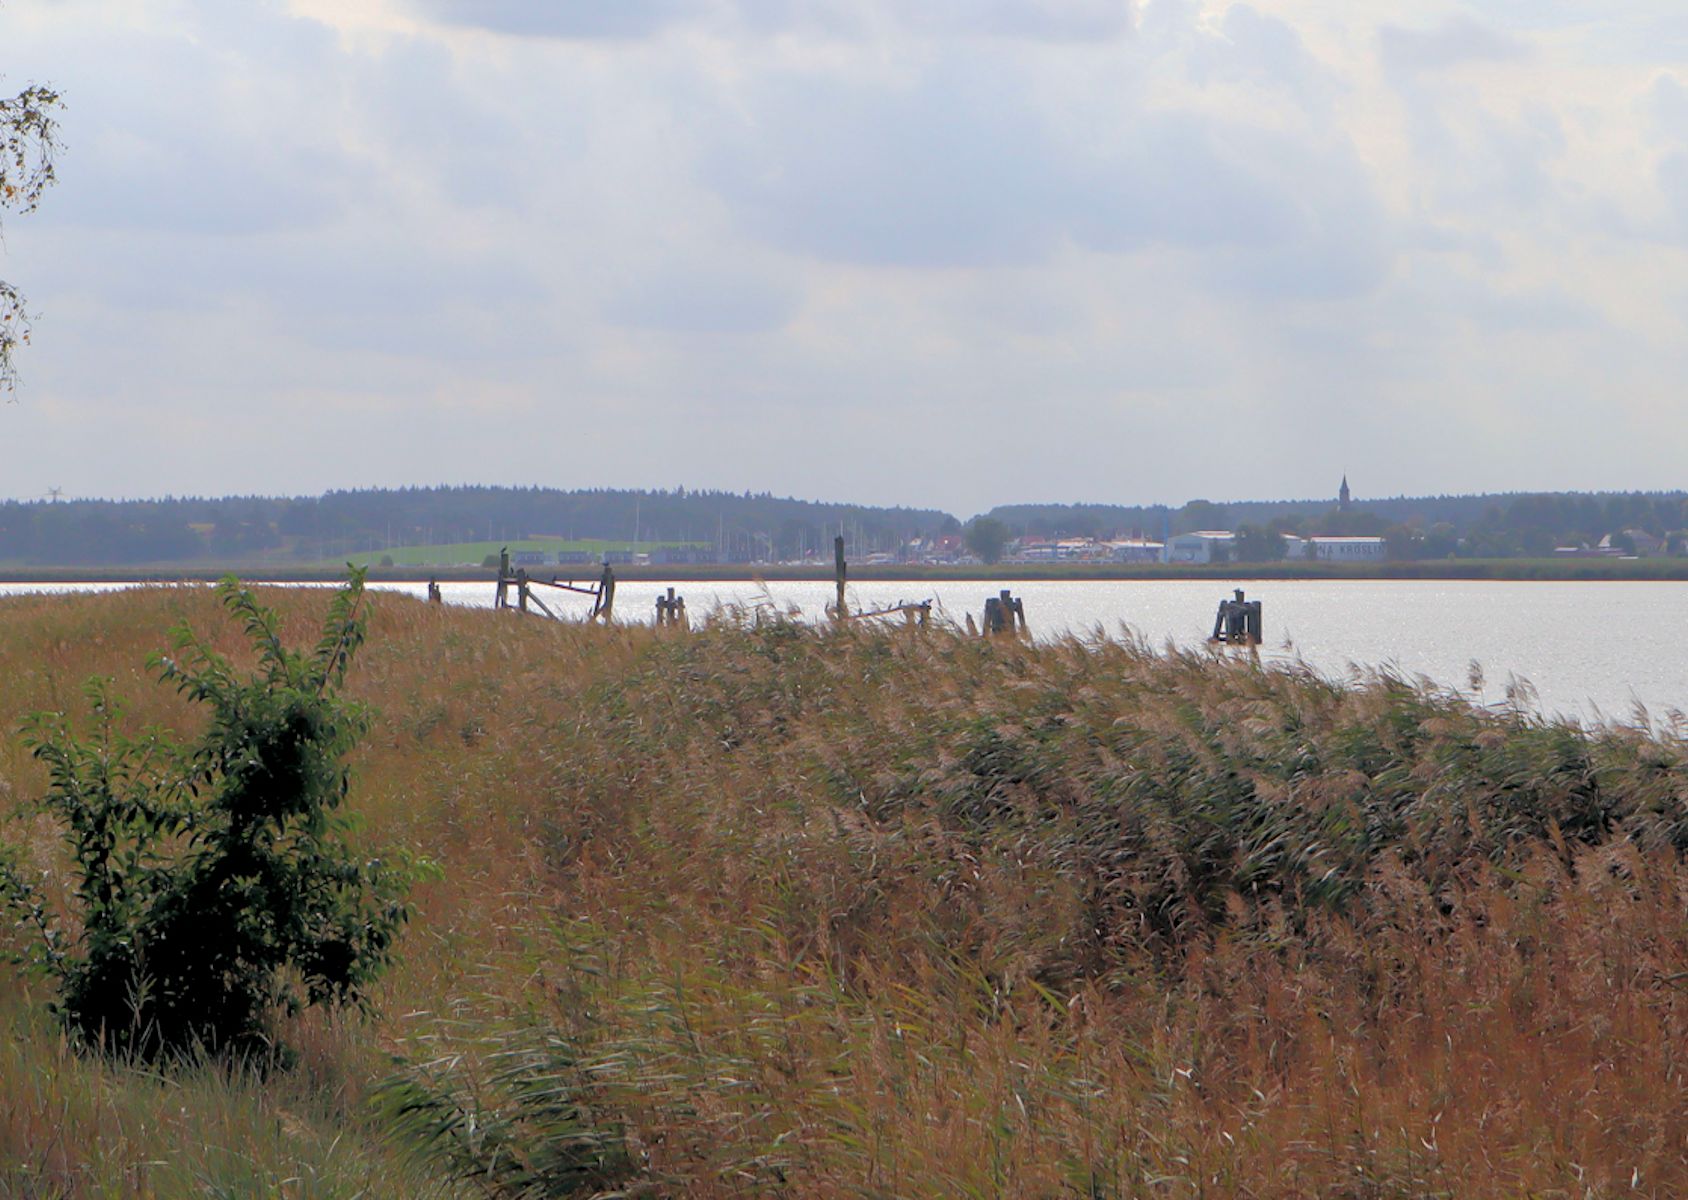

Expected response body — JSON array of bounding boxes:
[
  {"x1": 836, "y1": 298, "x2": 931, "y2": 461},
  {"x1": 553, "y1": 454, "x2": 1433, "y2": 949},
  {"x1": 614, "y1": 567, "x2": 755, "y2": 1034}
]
[
  {"x1": 1339, "y1": 475, "x2": 1351, "y2": 513},
  {"x1": 1307, "y1": 535, "x2": 1385, "y2": 561},
  {"x1": 650, "y1": 546, "x2": 718, "y2": 565},
  {"x1": 1163, "y1": 531, "x2": 1236, "y2": 564},
  {"x1": 1108, "y1": 539, "x2": 1164, "y2": 564}
]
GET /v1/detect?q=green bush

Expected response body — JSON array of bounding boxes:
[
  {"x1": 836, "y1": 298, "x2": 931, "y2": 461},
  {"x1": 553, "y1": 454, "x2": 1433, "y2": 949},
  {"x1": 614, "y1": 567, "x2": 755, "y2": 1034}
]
[{"x1": 0, "y1": 570, "x2": 413, "y2": 1059}]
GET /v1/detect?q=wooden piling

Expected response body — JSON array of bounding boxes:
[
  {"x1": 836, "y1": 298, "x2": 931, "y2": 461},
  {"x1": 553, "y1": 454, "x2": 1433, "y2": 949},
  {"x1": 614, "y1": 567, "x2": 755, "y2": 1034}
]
[
  {"x1": 1211, "y1": 588, "x2": 1262, "y2": 646},
  {"x1": 655, "y1": 586, "x2": 689, "y2": 630},
  {"x1": 834, "y1": 535, "x2": 848, "y2": 620},
  {"x1": 982, "y1": 589, "x2": 1027, "y2": 637},
  {"x1": 590, "y1": 564, "x2": 617, "y2": 623}
]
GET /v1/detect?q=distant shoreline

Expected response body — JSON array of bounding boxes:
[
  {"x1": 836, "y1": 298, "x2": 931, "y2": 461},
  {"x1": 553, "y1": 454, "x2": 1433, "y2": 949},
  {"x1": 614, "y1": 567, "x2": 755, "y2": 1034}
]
[{"x1": 5, "y1": 558, "x2": 1688, "y2": 585}]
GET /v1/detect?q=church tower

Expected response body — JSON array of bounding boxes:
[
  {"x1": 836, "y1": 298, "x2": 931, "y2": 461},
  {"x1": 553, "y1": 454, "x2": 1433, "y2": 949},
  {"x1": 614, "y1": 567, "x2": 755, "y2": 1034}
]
[{"x1": 1339, "y1": 475, "x2": 1351, "y2": 512}]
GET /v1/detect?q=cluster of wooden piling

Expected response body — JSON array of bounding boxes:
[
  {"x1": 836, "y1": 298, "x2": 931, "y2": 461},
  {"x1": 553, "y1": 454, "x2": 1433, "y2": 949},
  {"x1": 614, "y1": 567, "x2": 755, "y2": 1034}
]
[
  {"x1": 479, "y1": 541, "x2": 1266, "y2": 650},
  {"x1": 1211, "y1": 588, "x2": 1262, "y2": 646},
  {"x1": 655, "y1": 586, "x2": 688, "y2": 629}
]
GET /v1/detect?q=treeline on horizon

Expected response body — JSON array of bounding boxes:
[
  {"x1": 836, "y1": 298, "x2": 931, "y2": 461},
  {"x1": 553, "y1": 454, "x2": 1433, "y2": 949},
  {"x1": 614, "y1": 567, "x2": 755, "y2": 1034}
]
[{"x1": 1, "y1": 484, "x2": 1686, "y2": 566}]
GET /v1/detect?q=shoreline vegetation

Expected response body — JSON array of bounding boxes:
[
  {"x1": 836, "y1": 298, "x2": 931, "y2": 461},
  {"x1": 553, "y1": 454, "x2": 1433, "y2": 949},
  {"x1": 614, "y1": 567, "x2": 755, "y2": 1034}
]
[
  {"x1": 7, "y1": 555, "x2": 1688, "y2": 584},
  {"x1": 3, "y1": 586, "x2": 1687, "y2": 1195}
]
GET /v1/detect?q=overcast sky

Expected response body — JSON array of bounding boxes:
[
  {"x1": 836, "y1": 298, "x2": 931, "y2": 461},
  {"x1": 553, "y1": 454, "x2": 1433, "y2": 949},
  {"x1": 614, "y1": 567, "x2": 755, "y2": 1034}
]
[{"x1": 3, "y1": 0, "x2": 1688, "y2": 517}]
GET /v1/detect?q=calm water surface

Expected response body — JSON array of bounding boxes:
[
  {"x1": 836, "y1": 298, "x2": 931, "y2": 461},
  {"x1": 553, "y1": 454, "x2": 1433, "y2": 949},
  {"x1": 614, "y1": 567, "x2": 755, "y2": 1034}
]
[{"x1": 4, "y1": 579, "x2": 1682, "y2": 725}]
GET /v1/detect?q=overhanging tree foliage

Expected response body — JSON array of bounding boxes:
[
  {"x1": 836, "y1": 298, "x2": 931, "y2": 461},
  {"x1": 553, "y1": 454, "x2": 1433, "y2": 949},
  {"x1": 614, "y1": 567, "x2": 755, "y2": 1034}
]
[{"x1": 1, "y1": 74, "x2": 60, "y2": 392}]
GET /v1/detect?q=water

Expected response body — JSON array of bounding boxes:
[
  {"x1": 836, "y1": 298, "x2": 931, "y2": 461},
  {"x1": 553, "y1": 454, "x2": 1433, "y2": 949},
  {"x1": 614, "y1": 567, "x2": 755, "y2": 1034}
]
[{"x1": 4, "y1": 578, "x2": 1683, "y2": 725}]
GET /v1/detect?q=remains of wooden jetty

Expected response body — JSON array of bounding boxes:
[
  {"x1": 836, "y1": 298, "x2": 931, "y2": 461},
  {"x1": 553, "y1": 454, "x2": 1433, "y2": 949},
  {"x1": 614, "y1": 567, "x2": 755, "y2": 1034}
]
[
  {"x1": 1211, "y1": 588, "x2": 1262, "y2": 646},
  {"x1": 493, "y1": 547, "x2": 616, "y2": 622}
]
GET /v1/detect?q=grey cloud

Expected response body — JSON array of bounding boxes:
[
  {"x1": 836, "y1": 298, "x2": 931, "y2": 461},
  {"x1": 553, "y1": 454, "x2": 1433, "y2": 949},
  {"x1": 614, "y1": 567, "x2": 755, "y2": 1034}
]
[
  {"x1": 1647, "y1": 74, "x2": 1688, "y2": 142},
  {"x1": 1379, "y1": 16, "x2": 1527, "y2": 75},
  {"x1": 704, "y1": 62, "x2": 1068, "y2": 267},
  {"x1": 350, "y1": 39, "x2": 538, "y2": 211},
  {"x1": 37, "y1": 27, "x2": 357, "y2": 235},
  {"x1": 413, "y1": 0, "x2": 700, "y2": 40},
  {"x1": 1656, "y1": 150, "x2": 1688, "y2": 227},
  {"x1": 896, "y1": 0, "x2": 1132, "y2": 41},
  {"x1": 1193, "y1": 5, "x2": 1341, "y2": 109},
  {"x1": 706, "y1": 55, "x2": 1389, "y2": 297},
  {"x1": 601, "y1": 261, "x2": 800, "y2": 334},
  {"x1": 413, "y1": 0, "x2": 1133, "y2": 41},
  {"x1": 1069, "y1": 116, "x2": 1306, "y2": 253}
]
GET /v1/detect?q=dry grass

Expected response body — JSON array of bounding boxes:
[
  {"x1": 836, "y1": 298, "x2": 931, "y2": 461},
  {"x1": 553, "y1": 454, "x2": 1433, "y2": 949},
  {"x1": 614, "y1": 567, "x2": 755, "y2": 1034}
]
[{"x1": 2, "y1": 586, "x2": 1686, "y2": 1197}]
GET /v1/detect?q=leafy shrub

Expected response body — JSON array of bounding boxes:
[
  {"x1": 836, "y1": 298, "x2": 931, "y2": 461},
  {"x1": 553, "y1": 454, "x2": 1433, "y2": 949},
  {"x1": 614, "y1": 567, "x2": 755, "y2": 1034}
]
[{"x1": 0, "y1": 570, "x2": 412, "y2": 1058}]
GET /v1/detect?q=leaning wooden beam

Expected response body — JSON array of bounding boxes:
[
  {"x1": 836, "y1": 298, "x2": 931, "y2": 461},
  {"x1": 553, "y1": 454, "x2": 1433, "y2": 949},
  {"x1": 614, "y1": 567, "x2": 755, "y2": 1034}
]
[
  {"x1": 526, "y1": 589, "x2": 557, "y2": 620},
  {"x1": 529, "y1": 578, "x2": 604, "y2": 598},
  {"x1": 849, "y1": 601, "x2": 933, "y2": 624}
]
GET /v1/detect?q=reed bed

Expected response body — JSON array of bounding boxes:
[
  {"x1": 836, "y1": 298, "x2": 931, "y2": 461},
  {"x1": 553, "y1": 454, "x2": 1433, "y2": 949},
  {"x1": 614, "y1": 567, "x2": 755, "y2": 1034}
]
[{"x1": 1, "y1": 586, "x2": 1685, "y2": 1197}]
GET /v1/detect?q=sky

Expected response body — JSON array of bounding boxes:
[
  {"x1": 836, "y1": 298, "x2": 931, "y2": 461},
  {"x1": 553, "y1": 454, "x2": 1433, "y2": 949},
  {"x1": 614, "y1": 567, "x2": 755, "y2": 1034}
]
[{"x1": 3, "y1": 0, "x2": 1688, "y2": 518}]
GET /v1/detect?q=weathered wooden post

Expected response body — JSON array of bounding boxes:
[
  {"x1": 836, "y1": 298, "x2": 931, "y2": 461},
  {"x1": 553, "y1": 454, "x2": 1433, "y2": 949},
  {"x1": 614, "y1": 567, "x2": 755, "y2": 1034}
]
[
  {"x1": 591, "y1": 563, "x2": 617, "y2": 623},
  {"x1": 983, "y1": 589, "x2": 1026, "y2": 636},
  {"x1": 833, "y1": 535, "x2": 848, "y2": 620},
  {"x1": 517, "y1": 569, "x2": 531, "y2": 614},
  {"x1": 494, "y1": 546, "x2": 511, "y2": 610},
  {"x1": 1002, "y1": 589, "x2": 1026, "y2": 636}
]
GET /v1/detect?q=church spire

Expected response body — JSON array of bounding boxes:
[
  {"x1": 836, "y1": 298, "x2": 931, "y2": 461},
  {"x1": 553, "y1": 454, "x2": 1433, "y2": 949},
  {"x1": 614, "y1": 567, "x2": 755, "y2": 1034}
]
[{"x1": 1339, "y1": 474, "x2": 1351, "y2": 512}]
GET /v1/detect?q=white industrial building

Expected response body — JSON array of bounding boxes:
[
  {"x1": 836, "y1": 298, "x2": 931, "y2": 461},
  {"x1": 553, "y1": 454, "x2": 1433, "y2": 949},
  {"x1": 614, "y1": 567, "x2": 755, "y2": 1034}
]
[
  {"x1": 1305, "y1": 535, "x2": 1386, "y2": 561},
  {"x1": 1162, "y1": 531, "x2": 1236, "y2": 564}
]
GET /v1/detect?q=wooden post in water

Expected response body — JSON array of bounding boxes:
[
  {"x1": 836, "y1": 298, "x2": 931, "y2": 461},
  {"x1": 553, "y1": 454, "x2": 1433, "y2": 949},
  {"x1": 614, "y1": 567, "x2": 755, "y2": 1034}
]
[
  {"x1": 1211, "y1": 588, "x2": 1262, "y2": 646},
  {"x1": 833, "y1": 535, "x2": 848, "y2": 620},
  {"x1": 983, "y1": 590, "x2": 1026, "y2": 636},
  {"x1": 517, "y1": 569, "x2": 530, "y2": 614},
  {"x1": 591, "y1": 564, "x2": 617, "y2": 623},
  {"x1": 494, "y1": 547, "x2": 511, "y2": 610},
  {"x1": 1003, "y1": 589, "x2": 1026, "y2": 636},
  {"x1": 655, "y1": 586, "x2": 688, "y2": 630}
]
